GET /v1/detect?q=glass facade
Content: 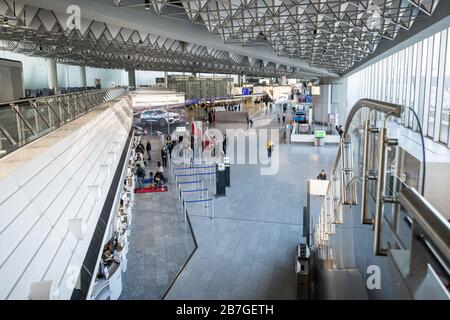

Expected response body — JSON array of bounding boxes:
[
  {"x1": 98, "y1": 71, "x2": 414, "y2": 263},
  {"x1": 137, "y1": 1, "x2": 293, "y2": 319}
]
[{"x1": 348, "y1": 27, "x2": 450, "y2": 147}]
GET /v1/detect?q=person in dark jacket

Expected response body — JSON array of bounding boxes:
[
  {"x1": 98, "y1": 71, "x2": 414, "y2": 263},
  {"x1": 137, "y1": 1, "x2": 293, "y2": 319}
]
[
  {"x1": 223, "y1": 134, "x2": 227, "y2": 155},
  {"x1": 161, "y1": 146, "x2": 168, "y2": 167},
  {"x1": 136, "y1": 164, "x2": 146, "y2": 189},
  {"x1": 146, "y1": 141, "x2": 152, "y2": 161},
  {"x1": 136, "y1": 142, "x2": 145, "y2": 154},
  {"x1": 317, "y1": 170, "x2": 327, "y2": 180},
  {"x1": 336, "y1": 125, "x2": 344, "y2": 137}
]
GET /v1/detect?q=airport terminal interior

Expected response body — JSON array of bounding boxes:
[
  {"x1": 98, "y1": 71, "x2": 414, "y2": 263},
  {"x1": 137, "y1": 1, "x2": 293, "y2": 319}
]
[{"x1": 0, "y1": 0, "x2": 449, "y2": 302}]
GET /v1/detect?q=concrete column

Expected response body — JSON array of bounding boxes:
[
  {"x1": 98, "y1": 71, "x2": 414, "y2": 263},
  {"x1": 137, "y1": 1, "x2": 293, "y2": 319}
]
[
  {"x1": 238, "y1": 74, "x2": 242, "y2": 87},
  {"x1": 128, "y1": 69, "x2": 136, "y2": 88},
  {"x1": 281, "y1": 75, "x2": 287, "y2": 85},
  {"x1": 242, "y1": 74, "x2": 246, "y2": 84},
  {"x1": 164, "y1": 71, "x2": 168, "y2": 88},
  {"x1": 80, "y1": 65, "x2": 87, "y2": 89},
  {"x1": 48, "y1": 58, "x2": 58, "y2": 92}
]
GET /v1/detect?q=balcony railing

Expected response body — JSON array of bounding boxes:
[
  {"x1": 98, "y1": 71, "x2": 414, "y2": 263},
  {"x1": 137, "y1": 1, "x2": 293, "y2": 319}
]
[{"x1": 0, "y1": 88, "x2": 125, "y2": 159}]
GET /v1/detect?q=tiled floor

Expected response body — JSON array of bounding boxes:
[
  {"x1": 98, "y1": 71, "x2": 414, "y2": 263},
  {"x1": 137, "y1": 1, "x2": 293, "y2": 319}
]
[
  {"x1": 120, "y1": 136, "x2": 196, "y2": 300},
  {"x1": 122, "y1": 104, "x2": 338, "y2": 300},
  {"x1": 165, "y1": 142, "x2": 338, "y2": 299}
]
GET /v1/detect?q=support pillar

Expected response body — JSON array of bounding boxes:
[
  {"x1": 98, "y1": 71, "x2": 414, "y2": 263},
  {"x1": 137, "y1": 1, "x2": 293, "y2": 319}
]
[
  {"x1": 281, "y1": 75, "x2": 287, "y2": 85},
  {"x1": 164, "y1": 71, "x2": 168, "y2": 88},
  {"x1": 80, "y1": 65, "x2": 87, "y2": 89},
  {"x1": 128, "y1": 69, "x2": 136, "y2": 88},
  {"x1": 48, "y1": 58, "x2": 58, "y2": 93}
]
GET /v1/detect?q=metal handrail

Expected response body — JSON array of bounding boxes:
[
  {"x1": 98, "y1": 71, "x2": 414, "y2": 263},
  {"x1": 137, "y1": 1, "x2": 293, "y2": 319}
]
[
  {"x1": 399, "y1": 186, "x2": 450, "y2": 262},
  {"x1": 317, "y1": 99, "x2": 400, "y2": 245},
  {"x1": 315, "y1": 98, "x2": 450, "y2": 295},
  {"x1": 0, "y1": 88, "x2": 113, "y2": 107},
  {"x1": 332, "y1": 99, "x2": 403, "y2": 174},
  {"x1": 0, "y1": 88, "x2": 126, "y2": 159}
]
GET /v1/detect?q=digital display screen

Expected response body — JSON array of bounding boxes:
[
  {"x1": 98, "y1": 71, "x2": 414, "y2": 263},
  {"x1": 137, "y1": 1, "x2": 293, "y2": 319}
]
[{"x1": 242, "y1": 87, "x2": 252, "y2": 96}]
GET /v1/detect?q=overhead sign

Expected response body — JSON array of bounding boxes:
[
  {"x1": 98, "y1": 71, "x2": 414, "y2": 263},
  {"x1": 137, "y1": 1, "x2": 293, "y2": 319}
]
[{"x1": 315, "y1": 130, "x2": 326, "y2": 139}]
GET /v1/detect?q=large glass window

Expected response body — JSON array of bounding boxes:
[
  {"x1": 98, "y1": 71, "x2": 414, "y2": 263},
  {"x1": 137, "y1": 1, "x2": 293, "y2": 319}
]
[
  {"x1": 440, "y1": 28, "x2": 450, "y2": 144},
  {"x1": 428, "y1": 33, "x2": 441, "y2": 137},
  {"x1": 346, "y1": 25, "x2": 450, "y2": 148},
  {"x1": 409, "y1": 43, "x2": 418, "y2": 128},
  {"x1": 418, "y1": 37, "x2": 429, "y2": 127}
]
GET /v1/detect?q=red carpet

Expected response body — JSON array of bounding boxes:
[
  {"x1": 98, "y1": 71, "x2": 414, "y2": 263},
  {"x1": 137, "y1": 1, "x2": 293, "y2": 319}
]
[{"x1": 135, "y1": 186, "x2": 168, "y2": 193}]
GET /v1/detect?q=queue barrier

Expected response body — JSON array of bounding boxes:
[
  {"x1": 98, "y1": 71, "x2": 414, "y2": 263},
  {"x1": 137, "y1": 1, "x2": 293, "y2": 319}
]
[{"x1": 181, "y1": 198, "x2": 215, "y2": 221}]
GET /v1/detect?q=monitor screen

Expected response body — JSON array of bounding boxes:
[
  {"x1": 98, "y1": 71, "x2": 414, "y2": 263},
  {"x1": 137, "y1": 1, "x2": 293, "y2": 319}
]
[{"x1": 242, "y1": 87, "x2": 252, "y2": 96}]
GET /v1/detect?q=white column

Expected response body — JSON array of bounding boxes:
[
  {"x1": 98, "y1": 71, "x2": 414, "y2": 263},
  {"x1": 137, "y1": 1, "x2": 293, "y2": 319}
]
[
  {"x1": 164, "y1": 71, "x2": 168, "y2": 88},
  {"x1": 281, "y1": 75, "x2": 287, "y2": 85},
  {"x1": 48, "y1": 58, "x2": 58, "y2": 92},
  {"x1": 80, "y1": 65, "x2": 87, "y2": 89},
  {"x1": 242, "y1": 74, "x2": 246, "y2": 84}
]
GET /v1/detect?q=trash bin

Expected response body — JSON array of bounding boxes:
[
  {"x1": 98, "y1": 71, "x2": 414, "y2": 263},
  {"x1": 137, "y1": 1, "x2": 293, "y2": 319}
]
[
  {"x1": 216, "y1": 163, "x2": 226, "y2": 196},
  {"x1": 296, "y1": 243, "x2": 310, "y2": 300},
  {"x1": 224, "y1": 157, "x2": 231, "y2": 187}
]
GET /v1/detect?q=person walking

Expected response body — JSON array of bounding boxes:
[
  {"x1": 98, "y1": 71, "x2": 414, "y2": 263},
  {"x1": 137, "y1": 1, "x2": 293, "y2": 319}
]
[
  {"x1": 146, "y1": 140, "x2": 152, "y2": 161},
  {"x1": 266, "y1": 140, "x2": 274, "y2": 158},
  {"x1": 161, "y1": 146, "x2": 168, "y2": 167},
  {"x1": 223, "y1": 134, "x2": 227, "y2": 155},
  {"x1": 282, "y1": 112, "x2": 286, "y2": 124},
  {"x1": 277, "y1": 113, "x2": 281, "y2": 124}
]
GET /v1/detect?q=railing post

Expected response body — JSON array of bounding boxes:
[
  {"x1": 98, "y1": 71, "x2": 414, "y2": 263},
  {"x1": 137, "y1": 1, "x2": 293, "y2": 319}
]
[
  {"x1": 361, "y1": 118, "x2": 374, "y2": 225},
  {"x1": 374, "y1": 127, "x2": 389, "y2": 256}
]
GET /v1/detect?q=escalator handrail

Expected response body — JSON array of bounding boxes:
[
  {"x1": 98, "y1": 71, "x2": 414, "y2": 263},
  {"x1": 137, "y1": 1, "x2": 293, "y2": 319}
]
[{"x1": 332, "y1": 99, "x2": 403, "y2": 174}]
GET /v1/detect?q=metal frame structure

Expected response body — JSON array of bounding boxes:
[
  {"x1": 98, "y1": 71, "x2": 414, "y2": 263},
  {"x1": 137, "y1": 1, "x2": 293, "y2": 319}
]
[
  {"x1": 0, "y1": 0, "x2": 440, "y2": 76},
  {"x1": 109, "y1": 0, "x2": 439, "y2": 74},
  {"x1": 0, "y1": 1, "x2": 300, "y2": 77}
]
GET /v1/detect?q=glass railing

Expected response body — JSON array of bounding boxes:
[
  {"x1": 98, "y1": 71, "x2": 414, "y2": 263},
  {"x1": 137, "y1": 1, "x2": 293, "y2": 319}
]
[
  {"x1": 0, "y1": 88, "x2": 126, "y2": 159},
  {"x1": 312, "y1": 99, "x2": 450, "y2": 299}
]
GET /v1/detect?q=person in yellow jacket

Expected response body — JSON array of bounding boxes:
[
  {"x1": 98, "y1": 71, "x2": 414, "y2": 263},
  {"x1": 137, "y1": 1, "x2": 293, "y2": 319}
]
[{"x1": 266, "y1": 140, "x2": 274, "y2": 158}]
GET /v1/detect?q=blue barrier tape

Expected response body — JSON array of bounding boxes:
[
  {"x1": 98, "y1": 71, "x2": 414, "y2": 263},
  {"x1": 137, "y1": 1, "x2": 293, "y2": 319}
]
[
  {"x1": 181, "y1": 189, "x2": 208, "y2": 193},
  {"x1": 175, "y1": 165, "x2": 216, "y2": 170},
  {"x1": 177, "y1": 180, "x2": 202, "y2": 185},
  {"x1": 175, "y1": 172, "x2": 215, "y2": 177},
  {"x1": 184, "y1": 199, "x2": 213, "y2": 203}
]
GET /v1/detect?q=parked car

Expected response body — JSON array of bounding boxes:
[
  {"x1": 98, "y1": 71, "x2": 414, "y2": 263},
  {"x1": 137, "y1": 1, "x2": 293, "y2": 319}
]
[
  {"x1": 140, "y1": 109, "x2": 181, "y2": 127},
  {"x1": 294, "y1": 110, "x2": 307, "y2": 124}
]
